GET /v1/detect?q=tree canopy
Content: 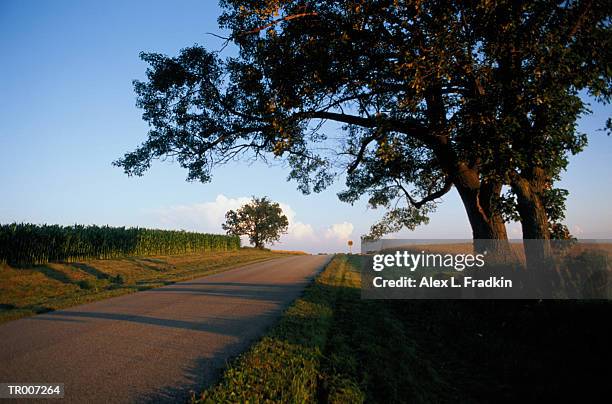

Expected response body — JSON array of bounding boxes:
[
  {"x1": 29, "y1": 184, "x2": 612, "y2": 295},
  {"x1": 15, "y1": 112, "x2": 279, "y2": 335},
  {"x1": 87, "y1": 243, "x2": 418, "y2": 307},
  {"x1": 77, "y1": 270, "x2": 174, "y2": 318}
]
[
  {"x1": 115, "y1": 0, "x2": 611, "y2": 251},
  {"x1": 222, "y1": 197, "x2": 289, "y2": 248}
]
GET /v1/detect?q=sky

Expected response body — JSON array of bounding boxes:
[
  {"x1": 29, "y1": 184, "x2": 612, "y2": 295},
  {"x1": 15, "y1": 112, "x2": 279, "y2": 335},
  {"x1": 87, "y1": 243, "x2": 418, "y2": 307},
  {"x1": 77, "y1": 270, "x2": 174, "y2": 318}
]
[{"x1": 0, "y1": 1, "x2": 610, "y2": 253}]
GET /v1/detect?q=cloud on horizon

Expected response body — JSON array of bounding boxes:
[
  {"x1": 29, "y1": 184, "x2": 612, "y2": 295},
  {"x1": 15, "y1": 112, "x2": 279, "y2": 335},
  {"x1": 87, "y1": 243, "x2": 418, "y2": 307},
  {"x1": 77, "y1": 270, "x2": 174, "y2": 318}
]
[
  {"x1": 148, "y1": 194, "x2": 353, "y2": 253},
  {"x1": 325, "y1": 221, "x2": 354, "y2": 241}
]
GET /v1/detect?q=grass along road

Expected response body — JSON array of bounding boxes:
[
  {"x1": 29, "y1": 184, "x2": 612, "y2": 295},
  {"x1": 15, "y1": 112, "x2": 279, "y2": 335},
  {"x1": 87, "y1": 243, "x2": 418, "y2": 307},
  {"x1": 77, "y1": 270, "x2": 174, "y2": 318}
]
[
  {"x1": 198, "y1": 255, "x2": 373, "y2": 403},
  {"x1": 0, "y1": 248, "x2": 304, "y2": 324},
  {"x1": 198, "y1": 255, "x2": 612, "y2": 403},
  {"x1": 197, "y1": 254, "x2": 441, "y2": 403}
]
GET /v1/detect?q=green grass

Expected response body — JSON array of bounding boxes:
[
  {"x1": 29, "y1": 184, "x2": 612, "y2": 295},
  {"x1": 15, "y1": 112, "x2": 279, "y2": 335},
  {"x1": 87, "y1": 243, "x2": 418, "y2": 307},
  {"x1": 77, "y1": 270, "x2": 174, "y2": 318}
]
[
  {"x1": 196, "y1": 254, "x2": 612, "y2": 403},
  {"x1": 195, "y1": 254, "x2": 350, "y2": 403},
  {"x1": 196, "y1": 255, "x2": 447, "y2": 403},
  {"x1": 0, "y1": 248, "x2": 302, "y2": 324}
]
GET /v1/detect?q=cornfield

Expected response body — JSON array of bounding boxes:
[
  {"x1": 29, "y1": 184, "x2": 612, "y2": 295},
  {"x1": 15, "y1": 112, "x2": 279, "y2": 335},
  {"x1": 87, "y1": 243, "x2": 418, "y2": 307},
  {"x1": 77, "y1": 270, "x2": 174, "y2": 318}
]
[{"x1": 0, "y1": 223, "x2": 240, "y2": 266}]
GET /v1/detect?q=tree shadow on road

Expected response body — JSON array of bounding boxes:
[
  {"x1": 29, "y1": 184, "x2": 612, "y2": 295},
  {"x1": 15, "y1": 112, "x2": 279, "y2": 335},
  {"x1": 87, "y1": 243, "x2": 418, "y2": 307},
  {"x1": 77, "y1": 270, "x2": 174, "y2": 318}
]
[
  {"x1": 146, "y1": 283, "x2": 306, "y2": 303},
  {"x1": 38, "y1": 310, "x2": 247, "y2": 335},
  {"x1": 134, "y1": 354, "x2": 241, "y2": 404}
]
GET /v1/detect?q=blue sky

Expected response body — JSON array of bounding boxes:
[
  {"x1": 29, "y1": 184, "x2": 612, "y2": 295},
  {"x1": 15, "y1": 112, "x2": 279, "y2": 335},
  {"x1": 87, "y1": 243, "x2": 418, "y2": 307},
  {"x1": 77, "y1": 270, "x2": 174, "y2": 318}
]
[{"x1": 1, "y1": 1, "x2": 610, "y2": 253}]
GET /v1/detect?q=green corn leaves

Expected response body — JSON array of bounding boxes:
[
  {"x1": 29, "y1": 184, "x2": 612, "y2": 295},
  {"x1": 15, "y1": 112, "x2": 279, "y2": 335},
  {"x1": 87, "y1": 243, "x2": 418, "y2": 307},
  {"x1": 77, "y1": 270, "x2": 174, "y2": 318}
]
[{"x1": 0, "y1": 223, "x2": 240, "y2": 266}]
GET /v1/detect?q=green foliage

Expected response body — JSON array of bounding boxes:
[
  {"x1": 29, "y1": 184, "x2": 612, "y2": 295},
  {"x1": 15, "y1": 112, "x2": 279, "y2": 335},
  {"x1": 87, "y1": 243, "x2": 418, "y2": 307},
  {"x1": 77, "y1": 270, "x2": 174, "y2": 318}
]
[
  {"x1": 0, "y1": 223, "x2": 240, "y2": 266},
  {"x1": 363, "y1": 207, "x2": 431, "y2": 241},
  {"x1": 222, "y1": 196, "x2": 289, "y2": 248},
  {"x1": 115, "y1": 1, "x2": 611, "y2": 240},
  {"x1": 498, "y1": 188, "x2": 576, "y2": 239}
]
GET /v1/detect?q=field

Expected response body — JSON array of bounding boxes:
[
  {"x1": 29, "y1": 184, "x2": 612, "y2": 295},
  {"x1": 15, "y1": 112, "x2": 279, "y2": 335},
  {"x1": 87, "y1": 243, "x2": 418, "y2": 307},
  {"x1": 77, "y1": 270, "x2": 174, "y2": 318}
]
[
  {"x1": 197, "y1": 255, "x2": 611, "y2": 403},
  {"x1": 0, "y1": 223, "x2": 240, "y2": 266},
  {"x1": 0, "y1": 248, "x2": 302, "y2": 324}
]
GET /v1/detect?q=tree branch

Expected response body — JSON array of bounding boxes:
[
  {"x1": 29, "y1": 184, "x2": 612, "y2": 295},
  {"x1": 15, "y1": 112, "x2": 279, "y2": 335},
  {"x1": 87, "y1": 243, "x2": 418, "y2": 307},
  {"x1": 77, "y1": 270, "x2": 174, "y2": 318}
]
[
  {"x1": 347, "y1": 132, "x2": 383, "y2": 173},
  {"x1": 304, "y1": 111, "x2": 429, "y2": 140},
  {"x1": 240, "y1": 12, "x2": 318, "y2": 36},
  {"x1": 395, "y1": 177, "x2": 452, "y2": 208}
]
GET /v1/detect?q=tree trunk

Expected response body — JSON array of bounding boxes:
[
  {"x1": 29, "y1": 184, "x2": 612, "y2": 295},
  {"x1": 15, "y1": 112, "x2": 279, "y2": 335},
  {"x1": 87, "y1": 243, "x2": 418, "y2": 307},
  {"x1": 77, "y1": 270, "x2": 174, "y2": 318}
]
[
  {"x1": 424, "y1": 93, "x2": 509, "y2": 256},
  {"x1": 452, "y1": 163, "x2": 511, "y2": 258},
  {"x1": 252, "y1": 233, "x2": 263, "y2": 249},
  {"x1": 511, "y1": 168, "x2": 553, "y2": 269}
]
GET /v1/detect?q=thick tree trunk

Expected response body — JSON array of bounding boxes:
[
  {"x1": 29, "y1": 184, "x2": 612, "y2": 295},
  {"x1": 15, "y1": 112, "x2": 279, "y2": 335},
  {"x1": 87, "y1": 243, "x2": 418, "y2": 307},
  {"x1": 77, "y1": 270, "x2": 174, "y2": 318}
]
[
  {"x1": 452, "y1": 163, "x2": 510, "y2": 257},
  {"x1": 511, "y1": 168, "x2": 553, "y2": 269},
  {"x1": 456, "y1": 185, "x2": 508, "y2": 240},
  {"x1": 424, "y1": 91, "x2": 509, "y2": 256}
]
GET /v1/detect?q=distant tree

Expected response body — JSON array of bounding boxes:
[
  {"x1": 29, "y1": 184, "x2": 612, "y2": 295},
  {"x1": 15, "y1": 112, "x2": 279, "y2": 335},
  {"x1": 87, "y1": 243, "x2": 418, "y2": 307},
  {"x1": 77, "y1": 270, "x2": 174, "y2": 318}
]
[
  {"x1": 222, "y1": 197, "x2": 289, "y2": 249},
  {"x1": 114, "y1": 1, "x2": 610, "y2": 261}
]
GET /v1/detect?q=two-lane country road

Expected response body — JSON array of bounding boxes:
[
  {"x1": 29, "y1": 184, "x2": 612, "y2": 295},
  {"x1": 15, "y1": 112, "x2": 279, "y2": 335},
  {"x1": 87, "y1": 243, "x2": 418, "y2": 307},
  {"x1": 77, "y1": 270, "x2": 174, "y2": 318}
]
[{"x1": 0, "y1": 254, "x2": 332, "y2": 403}]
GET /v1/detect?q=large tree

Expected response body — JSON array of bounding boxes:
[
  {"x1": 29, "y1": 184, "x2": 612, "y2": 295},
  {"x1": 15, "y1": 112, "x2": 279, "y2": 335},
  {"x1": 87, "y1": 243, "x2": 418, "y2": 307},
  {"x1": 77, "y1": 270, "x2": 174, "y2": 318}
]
[
  {"x1": 115, "y1": 0, "x2": 610, "y2": 257},
  {"x1": 470, "y1": 1, "x2": 611, "y2": 264},
  {"x1": 222, "y1": 197, "x2": 289, "y2": 249}
]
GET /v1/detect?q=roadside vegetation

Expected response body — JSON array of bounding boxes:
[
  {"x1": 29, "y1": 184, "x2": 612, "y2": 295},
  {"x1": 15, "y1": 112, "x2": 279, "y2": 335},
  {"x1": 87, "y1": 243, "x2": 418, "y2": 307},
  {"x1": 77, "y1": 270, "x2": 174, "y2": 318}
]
[
  {"x1": 0, "y1": 248, "x2": 301, "y2": 324},
  {"x1": 0, "y1": 223, "x2": 240, "y2": 266},
  {"x1": 197, "y1": 255, "x2": 611, "y2": 403},
  {"x1": 197, "y1": 255, "x2": 449, "y2": 403},
  {"x1": 197, "y1": 255, "x2": 360, "y2": 403}
]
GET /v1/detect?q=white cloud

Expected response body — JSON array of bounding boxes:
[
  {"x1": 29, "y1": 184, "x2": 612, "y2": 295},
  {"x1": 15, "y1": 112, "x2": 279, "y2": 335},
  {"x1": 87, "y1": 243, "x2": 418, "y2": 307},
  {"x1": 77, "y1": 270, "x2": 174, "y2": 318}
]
[
  {"x1": 325, "y1": 221, "x2": 354, "y2": 241},
  {"x1": 150, "y1": 194, "x2": 315, "y2": 245},
  {"x1": 279, "y1": 202, "x2": 315, "y2": 240},
  {"x1": 152, "y1": 194, "x2": 251, "y2": 233},
  {"x1": 289, "y1": 221, "x2": 315, "y2": 239},
  {"x1": 148, "y1": 195, "x2": 359, "y2": 252}
]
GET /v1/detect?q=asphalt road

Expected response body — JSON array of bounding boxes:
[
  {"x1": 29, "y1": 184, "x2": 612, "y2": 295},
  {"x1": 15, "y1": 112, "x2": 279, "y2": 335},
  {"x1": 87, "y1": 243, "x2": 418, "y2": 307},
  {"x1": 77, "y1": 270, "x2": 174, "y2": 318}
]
[{"x1": 0, "y1": 254, "x2": 332, "y2": 403}]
